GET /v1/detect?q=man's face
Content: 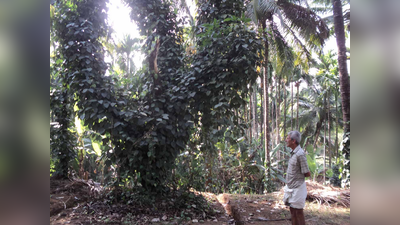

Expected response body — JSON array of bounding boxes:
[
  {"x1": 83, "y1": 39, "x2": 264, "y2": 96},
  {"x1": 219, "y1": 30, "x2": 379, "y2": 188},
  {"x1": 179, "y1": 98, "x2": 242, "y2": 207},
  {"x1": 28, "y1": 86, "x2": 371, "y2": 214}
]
[{"x1": 285, "y1": 135, "x2": 295, "y2": 149}]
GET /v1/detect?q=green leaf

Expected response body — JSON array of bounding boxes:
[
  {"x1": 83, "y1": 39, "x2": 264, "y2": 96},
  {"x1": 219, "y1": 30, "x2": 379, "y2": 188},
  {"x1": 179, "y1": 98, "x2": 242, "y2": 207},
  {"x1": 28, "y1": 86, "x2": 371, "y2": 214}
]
[{"x1": 214, "y1": 103, "x2": 222, "y2": 108}]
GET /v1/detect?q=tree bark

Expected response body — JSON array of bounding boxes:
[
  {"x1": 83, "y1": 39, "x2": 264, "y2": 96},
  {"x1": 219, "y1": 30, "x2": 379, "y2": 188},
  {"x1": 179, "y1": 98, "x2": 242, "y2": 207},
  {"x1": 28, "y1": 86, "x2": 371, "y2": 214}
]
[
  {"x1": 313, "y1": 112, "x2": 325, "y2": 150},
  {"x1": 276, "y1": 77, "x2": 281, "y2": 170},
  {"x1": 323, "y1": 95, "x2": 326, "y2": 185},
  {"x1": 335, "y1": 82, "x2": 339, "y2": 163},
  {"x1": 328, "y1": 90, "x2": 331, "y2": 168},
  {"x1": 296, "y1": 81, "x2": 300, "y2": 130},
  {"x1": 262, "y1": 21, "x2": 271, "y2": 189},
  {"x1": 276, "y1": 78, "x2": 281, "y2": 144},
  {"x1": 333, "y1": 0, "x2": 350, "y2": 133},
  {"x1": 291, "y1": 81, "x2": 293, "y2": 131},
  {"x1": 244, "y1": 102, "x2": 248, "y2": 140},
  {"x1": 253, "y1": 84, "x2": 258, "y2": 140},
  {"x1": 249, "y1": 95, "x2": 253, "y2": 144},
  {"x1": 270, "y1": 82, "x2": 275, "y2": 146},
  {"x1": 283, "y1": 80, "x2": 287, "y2": 143}
]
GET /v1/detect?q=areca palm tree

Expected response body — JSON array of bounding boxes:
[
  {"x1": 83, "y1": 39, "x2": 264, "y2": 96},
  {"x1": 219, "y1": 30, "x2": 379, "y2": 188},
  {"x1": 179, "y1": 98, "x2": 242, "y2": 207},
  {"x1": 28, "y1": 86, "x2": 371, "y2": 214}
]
[
  {"x1": 245, "y1": 0, "x2": 329, "y2": 187},
  {"x1": 116, "y1": 35, "x2": 140, "y2": 77}
]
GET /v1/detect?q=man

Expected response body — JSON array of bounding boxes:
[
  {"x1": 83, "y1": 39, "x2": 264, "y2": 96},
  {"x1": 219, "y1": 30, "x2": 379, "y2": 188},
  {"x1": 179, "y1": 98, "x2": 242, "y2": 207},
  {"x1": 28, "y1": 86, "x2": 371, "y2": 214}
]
[{"x1": 283, "y1": 131, "x2": 311, "y2": 225}]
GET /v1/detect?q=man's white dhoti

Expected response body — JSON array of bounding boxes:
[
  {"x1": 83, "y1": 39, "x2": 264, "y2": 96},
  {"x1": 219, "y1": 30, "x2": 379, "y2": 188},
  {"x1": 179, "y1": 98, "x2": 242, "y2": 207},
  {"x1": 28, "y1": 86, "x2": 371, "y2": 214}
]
[{"x1": 283, "y1": 182, "x2": 307, "y2": 209}]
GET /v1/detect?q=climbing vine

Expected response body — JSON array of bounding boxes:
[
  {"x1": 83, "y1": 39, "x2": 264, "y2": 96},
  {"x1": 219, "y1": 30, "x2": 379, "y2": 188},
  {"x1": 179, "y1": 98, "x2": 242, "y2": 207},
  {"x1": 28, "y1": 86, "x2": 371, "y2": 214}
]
[{"x1": 52, "y1": 0, "x2": 261, "y2": 193}]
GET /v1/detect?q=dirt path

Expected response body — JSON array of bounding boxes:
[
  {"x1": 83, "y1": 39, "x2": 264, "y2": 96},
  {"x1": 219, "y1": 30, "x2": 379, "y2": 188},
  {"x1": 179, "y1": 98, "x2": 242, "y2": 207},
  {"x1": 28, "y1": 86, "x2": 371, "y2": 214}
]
[
  {"x1": 50, "y1": 179, "x2": 350, "y2": 225},
  {"x1": 217, "y1": 193, "x2": 350, "y2": 225}
]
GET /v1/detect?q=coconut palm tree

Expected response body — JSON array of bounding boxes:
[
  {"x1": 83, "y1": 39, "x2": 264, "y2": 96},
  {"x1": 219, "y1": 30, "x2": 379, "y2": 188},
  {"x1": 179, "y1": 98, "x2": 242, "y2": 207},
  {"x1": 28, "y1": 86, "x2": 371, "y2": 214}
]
[{"x1": 309, "y1": 0, "x2": 350, "y2": 132}]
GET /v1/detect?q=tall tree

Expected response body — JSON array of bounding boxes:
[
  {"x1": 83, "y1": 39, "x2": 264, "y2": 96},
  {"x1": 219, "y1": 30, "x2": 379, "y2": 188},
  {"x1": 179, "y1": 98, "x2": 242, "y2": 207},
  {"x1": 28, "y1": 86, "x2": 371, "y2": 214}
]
[
  {"x1": 323, "y1": 94, "x2": 326, "y2": 185},
  {"x1": 291, "y1": 81, "x2": 294, "y2": 130},
  {"x1": 328, "y1": 89, "x2": 331, "y2": 168},
  {"x1": 247, "y1": 0, "x2": 329, "y2": 188},
  {"x1": 270, "y1": 79, "x2": 275, "y2": 146},
  {"x1": 295, "y1": 81, "x2": 300, "y2": 130},
  {"x1": 262, "y1": 44, "x2": 271, "y2": 185},
  {"x1": 193, "y1": 0, "x2": 262, "y2": 192},
  {"x1": 335, "y1": 80, "x2": 339, "y2": 161},
  {"x1": 332, "y1": 0, "x2": 350, "y2": 132},
  {"x1": 253, "y1": 84, "x2": 258, "y2": 139},
  {"x1": 249, "y1": 95, "x2": 253, "y2": 144}
]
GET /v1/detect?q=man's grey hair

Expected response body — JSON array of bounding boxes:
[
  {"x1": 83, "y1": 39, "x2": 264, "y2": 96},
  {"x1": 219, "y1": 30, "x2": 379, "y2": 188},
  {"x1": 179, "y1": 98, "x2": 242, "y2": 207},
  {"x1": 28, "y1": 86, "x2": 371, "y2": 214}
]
[{"x1": 288, "y1": 130, "x2": 301, "y2": 145}]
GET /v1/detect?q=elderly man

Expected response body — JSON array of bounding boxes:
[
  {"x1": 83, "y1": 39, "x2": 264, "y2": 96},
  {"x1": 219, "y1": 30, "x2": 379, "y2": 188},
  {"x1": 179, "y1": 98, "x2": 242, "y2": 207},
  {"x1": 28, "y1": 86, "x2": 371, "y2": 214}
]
[{"x1": 283, "y1": 131, "x2": 311, "y2": 225}]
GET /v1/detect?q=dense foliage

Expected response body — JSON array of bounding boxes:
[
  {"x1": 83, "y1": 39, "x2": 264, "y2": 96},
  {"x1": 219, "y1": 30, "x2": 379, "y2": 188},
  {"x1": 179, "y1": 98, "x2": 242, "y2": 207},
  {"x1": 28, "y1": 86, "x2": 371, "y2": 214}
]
[
  {"x1": 50, "y1": 0, "x2": 350, "y2": 194},
  {"x1": 52, "y1": 0, "x2": 262, "y2": 193}
]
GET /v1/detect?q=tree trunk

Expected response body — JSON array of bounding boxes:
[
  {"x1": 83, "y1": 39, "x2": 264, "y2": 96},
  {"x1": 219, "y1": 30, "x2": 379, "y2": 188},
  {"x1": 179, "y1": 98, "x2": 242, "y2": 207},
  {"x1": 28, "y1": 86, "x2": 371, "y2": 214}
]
[
  {"x1": 262, "y1": 21, "x2": 271, "y2": 189},
  {"x1": 333, "y1": 0, "x2": 350, "y2": 133},
  {"x1": 244, "y1": 102, "x2": 248, "y2": 140},
  {"x1": 253, "y1": 84, "x2": 258, "y2": 140},
  {"x1": 283, "y1": 80, "x2": 287, "y2": 143},
  {"x1": 291, "y1": 80, "x2": 293, "y2": 131},
  {"x1": 323, "y1": 95, "x2": 326, "y2": 185},
  {"x1": 296, "y1": 81, "x2": 300, "y2": 130},
  {"x1": 260, "y1": 83, "x2": 264, "y2": 164},
  {"x1": 335, "y1": 82, "x2": 339, "y2": 163},
  {"x1": 58, "y1": 89, "x2": 72, "y2": 179},
  {"x1": 249, "y1": 95, "x2": 253, "y2": 144},
  {"x1": 276, "y1": 77, "x2": 281, "y2": 169},
  {"x1": 283, "y1": 79, "x2": 287, "y2": 166},
  {"x1": 276, "y1": 78, "x2": 281, "y2": 144},
  {"x1": 328, "y1": 90, "x2": 331, "y2": 168},
  {"x1": 270, "y1": 82, "x2": 275, "y2": 146},
  {"x1": 313, "y1": 112, "x2": 325, "y2": 150}
]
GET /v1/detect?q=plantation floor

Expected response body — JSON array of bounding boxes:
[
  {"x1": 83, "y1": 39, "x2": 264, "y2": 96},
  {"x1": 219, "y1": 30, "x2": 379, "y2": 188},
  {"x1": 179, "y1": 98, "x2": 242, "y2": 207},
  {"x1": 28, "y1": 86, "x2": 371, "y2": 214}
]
[{"x1": 50, "y1": 179, "x2": 350, "y2": 225}]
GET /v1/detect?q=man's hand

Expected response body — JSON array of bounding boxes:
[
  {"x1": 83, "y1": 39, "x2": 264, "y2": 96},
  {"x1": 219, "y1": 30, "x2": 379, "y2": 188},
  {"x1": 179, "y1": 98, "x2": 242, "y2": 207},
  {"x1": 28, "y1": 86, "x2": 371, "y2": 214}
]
[{"x1": 304, "y1": 172, "x2": 311, "y2": 177}]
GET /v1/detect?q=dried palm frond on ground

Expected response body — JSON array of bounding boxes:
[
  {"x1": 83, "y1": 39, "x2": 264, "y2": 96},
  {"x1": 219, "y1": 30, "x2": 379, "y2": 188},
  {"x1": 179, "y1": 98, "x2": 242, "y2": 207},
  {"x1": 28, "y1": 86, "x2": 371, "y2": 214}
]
[
  {"x1": 278, "y1": 180, "x2": 350, "y2": 208},
  {"x1": 50, "y1": 178, "x2": 103, "y2": 217},
  {"x1": 305, "y1": 181, "x2": 350, "y2": 207},
  {"x1": 51, "y1": 179, "x2": 350, "y2": 224}
]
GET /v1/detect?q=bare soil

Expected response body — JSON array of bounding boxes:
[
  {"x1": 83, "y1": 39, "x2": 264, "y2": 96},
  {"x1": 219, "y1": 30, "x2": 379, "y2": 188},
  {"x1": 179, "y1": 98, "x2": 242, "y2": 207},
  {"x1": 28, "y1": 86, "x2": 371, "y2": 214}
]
[{"x1": 50, "y1": 179, "x2": 350, "y2": 225}]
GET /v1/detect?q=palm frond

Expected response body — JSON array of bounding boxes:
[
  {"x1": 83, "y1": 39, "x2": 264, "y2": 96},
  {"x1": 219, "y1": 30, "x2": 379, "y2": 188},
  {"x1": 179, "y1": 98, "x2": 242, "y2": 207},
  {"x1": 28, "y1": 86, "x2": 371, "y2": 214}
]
[
  {"x1": 259, "y1": 0, "x2": 279, "y2": 14},
  {"x1": 254, "y1": 0, "x2": 278, "y2": 22},
  {"x1": 277, "y1": 0, "x2": 330, "y2": 49},
  {"x1": 245, "y1": 1, "x2": 259, "y2": 24},
  {"x1": 269, "y1": 22, "x2": 294, "y2": 76},
  {"x1": 299, "y1": 72, "x2": 313, "y2": 86},
  {"x1": 310, "y1": 0, "x2": 332, "y2": 7},
  {"x1": 283, "y1": 24, "x2": 313, "y2": 64},
  {"x1": 311, "y1": 6, "x2": 333, "y2": 14}
]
